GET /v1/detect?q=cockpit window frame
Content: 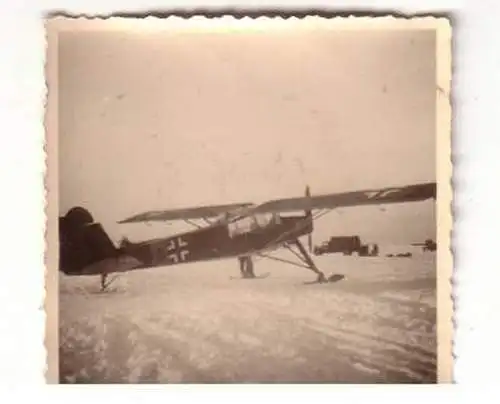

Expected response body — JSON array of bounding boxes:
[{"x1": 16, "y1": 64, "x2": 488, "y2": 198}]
[{"x1": 226, "y1": 212, "x2": 279, "y2": 238}]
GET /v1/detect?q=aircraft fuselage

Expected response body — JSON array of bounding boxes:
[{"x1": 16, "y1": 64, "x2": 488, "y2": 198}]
[
  {"x1": 119, "y1": 214, "x2": 313, "y2": 271},
  {"x1": 59, "y1": 211, "x2": 313, "y2": 276}
]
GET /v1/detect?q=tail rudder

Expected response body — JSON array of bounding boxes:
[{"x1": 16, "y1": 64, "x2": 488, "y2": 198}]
[{"x1": 59, "y1": 207, "x2": 119, "y2": 275}]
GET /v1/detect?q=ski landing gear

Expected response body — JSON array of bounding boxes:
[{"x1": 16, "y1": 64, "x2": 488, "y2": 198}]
[{"x1": 256, "y1": 238, "x2": 329, "y2": 284}]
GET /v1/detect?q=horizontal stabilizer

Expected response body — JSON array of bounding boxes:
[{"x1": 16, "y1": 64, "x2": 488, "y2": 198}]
[{"x1": 64, "y1": 255, "x2": 145, "y2": 276}]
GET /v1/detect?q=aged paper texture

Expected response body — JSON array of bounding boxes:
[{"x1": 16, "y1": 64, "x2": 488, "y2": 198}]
[{"x1": 45, "y1": 15, "x2": 452, "y2": 384}]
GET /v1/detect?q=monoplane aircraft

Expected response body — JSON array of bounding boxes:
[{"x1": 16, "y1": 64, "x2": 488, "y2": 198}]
[{"x1": 59, "y1": 182, "x2": 436, "y2": 291}]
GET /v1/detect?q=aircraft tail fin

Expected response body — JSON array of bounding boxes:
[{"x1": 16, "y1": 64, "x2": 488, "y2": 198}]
[{"x1": 59, "y1": 207, "x2": 119, "y2": 275}]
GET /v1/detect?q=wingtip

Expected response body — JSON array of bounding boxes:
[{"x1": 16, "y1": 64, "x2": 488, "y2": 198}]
[{"x1": 117, "y1": 218, "x2": 134, "y2": 225}]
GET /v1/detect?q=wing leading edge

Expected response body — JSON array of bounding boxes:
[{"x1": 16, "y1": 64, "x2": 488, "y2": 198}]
[
  {"x1": 118, "y1": 182, "x2": 436, "y2": 224},
  {"x1": 118, "y1": 202, "x2": 254, "y2": 224},
  {"x1": 252, "y1": 182, "x2": 437, "y2": 214}
]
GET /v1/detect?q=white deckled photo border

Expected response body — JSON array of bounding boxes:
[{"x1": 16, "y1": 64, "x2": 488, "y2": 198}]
[{"x1": 44, "y1": 14, "x2": 452, "y2": 385}]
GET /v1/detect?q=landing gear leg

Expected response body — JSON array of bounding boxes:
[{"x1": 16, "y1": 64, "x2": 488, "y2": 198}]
[
  {"x1": 245, "y1": 256, "x2": 256, "y2": 278},
  {"x1": 100, "y1": 273, "x2": 108, "y2": 292},
  {"x1": 293, "y1": 239, "x2": 327, "y2": 283},
  {"x1": 238, "y1": 256, "x2": 246, "y2": 278},
  {"x1": 238, "y1": 256, "x2": 256, "y2": 279}
]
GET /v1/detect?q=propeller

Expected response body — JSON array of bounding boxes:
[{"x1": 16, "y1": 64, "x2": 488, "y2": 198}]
[{"x1": 305, "y1": 185, "x2": 313, "y2": 253}]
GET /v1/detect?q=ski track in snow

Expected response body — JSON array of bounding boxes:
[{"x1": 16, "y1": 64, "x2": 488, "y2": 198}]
[{"x1": 59, "y1": 254, "x2": 437, "y2": 383}]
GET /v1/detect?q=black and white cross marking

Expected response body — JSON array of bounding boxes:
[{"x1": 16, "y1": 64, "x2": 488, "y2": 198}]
[
  {"x1": 166, "y1": 236, "x2": 190, "y2": 263},
  {"x1": 365, "y1": 188, "x2": 401, "y2": 200}
]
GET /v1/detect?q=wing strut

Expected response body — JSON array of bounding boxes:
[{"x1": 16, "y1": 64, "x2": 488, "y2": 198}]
[
  {"x1": 283, "y1": 242, "x2": 311, "y2": 266},
  {"x1": 255, "y1": 252, "x2": 313, "y2": 270},
  {"x1": 254, "y1": 238, "x2": 327, "y2": 283},
  {"x1": 184, "y1": 219, "x2": 204, "y2": 229}
]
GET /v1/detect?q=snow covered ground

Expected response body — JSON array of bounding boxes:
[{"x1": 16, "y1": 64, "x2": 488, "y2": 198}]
[{"x1": 59, "y1": 252, "x2": 437, "y2": 383}]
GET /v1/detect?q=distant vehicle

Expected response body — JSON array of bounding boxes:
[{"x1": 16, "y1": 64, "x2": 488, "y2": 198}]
[
  {"x1": 386, "y1": 253, "x2": 412, "y2": 258},
  {"x1": 313, "y1": 236, "x2": 379, "y2": 257},
  {"x1": 313, "y1": 236, "x2": 361, "y2": 256},
  {"x1": 411, "y1": 239, "x2": 437, "y2": 252}
]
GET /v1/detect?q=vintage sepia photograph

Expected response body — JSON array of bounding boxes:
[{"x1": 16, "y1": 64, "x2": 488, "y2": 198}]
[{"x1": 45, "y1": 16, "x2": 452, "y2": 384}]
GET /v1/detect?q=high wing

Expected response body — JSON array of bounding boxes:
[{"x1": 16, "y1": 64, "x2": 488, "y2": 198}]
[
  {"x1": 118, "y1": 202, "x2": 254, "y2": 224},
  {"x1": 118, "y1": 182, "x2": 435, "y2": 224},
  {"x1": 252, "y1": 182, "x2": 436, "y2": 214}
]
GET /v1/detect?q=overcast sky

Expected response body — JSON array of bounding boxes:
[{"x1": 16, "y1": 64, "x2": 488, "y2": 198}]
[{"x1": 58, "y1": 24, "x2": 436, "y2": 245}]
